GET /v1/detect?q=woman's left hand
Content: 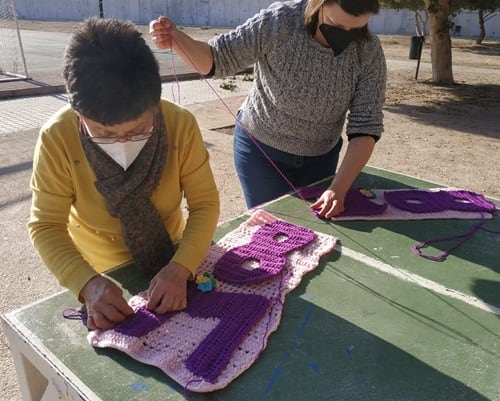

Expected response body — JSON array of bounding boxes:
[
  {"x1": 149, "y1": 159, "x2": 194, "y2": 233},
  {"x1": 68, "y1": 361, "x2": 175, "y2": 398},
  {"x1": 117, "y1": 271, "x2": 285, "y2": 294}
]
[
  {"x1": 146, "y1": 262, "x2": 192, "y2": 314},
  {"x1": 310, "y1": 189, "x2": 345, "y2": 219}
]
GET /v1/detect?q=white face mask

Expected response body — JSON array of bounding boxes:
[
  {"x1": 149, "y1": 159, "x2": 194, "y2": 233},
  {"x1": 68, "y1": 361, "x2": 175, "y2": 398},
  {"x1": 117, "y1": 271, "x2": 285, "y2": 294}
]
[
  {"x1": 81, "y1": 118, "x2": 151, "y2": 171},
  {"x1": 97, "y1": 140, "x2": 149, "y2": 171}
]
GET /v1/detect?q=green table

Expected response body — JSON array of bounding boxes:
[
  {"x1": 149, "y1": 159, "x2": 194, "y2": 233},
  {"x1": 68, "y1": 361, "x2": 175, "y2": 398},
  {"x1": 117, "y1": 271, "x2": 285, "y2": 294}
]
[{"x1": 2, "y1": 167, "x2": 499, "y2": 401}]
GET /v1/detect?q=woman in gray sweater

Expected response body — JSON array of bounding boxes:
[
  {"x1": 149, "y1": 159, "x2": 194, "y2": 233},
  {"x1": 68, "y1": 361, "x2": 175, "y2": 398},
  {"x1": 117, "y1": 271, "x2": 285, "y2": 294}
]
[{"x1": 150, "y1": 0, "x2": 386, "y2": 217}]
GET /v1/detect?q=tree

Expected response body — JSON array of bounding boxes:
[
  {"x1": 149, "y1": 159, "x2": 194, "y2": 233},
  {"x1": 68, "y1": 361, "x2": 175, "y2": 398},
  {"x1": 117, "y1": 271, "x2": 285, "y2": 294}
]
[
  {"x1": 380, "y1": 0, "x2": 455, "y2": 84},
  {"x1": 456, "y1": 0, "x2": 500, "y2": 44},
  {"x1": 424, "y1": 0, "x2": 454, "y2": 83},
  {"x1": 380, "y1": 0, "x2": 428, "y2": 35}
]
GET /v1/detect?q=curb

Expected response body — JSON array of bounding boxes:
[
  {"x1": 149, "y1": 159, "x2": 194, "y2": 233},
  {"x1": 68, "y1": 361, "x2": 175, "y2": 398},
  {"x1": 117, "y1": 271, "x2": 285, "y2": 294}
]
[{"x1": 0, "y1": 68, "x2": 252, "y2": 100}]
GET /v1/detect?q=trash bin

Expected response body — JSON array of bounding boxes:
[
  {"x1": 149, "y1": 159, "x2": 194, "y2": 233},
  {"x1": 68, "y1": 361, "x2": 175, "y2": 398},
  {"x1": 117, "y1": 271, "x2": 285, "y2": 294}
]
[{"x1": 409, "y1": 35, "x2": 424, "y2": 60}]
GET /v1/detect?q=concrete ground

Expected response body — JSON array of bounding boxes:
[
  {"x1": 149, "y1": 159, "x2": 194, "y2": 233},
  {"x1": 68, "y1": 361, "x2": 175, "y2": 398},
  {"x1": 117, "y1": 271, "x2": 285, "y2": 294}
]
[{"x1": 0, "y1": 27, "x2": 252, "y2": 401}]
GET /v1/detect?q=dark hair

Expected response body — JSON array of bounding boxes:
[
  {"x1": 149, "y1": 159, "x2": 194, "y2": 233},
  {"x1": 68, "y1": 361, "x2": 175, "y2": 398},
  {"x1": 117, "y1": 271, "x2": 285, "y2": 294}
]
[
  {"x1": 336, "y1": 0, "x2": 379, "y2": 16},
  {"x1": 305, "y1": 0, "x2": 380, "y2": 39},
  {"x1": 63, "y1": 17, "x2": 161, "y2": 125}
]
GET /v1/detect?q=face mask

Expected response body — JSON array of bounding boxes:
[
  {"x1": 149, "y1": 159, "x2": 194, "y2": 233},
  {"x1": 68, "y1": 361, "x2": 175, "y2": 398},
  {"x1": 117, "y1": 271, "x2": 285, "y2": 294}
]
[
  {"x1": 96, "y1": 139, "x2": 149, "y2": 171},
  {"x1": 319, "y1": 24, "x2": 363, "y2": 56}
]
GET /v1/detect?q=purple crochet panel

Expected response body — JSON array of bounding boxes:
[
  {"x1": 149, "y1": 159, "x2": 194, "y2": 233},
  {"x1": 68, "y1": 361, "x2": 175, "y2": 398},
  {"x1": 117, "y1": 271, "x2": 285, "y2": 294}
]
[
  {"x1": 336, "y1": 188, "x2": 388, "y2": 217},
  {"x1": 114, "y1": 284, "x2": 270, "y2": 383},
  {"x1": 298, "y1": 187, "x2": 387, "y2": 218},
  {"x1": 184, "y1": 285, "x2": 270, "y2": 382},
  {"x1": 114, "y1": 306, "x2": 171, "y2": 338},
  {"x1": 384, "y1": 189, "x2": 496, "y2": 213},
  {"x1": 213, "y1": 220, "x2": 315, "y2": 284}
]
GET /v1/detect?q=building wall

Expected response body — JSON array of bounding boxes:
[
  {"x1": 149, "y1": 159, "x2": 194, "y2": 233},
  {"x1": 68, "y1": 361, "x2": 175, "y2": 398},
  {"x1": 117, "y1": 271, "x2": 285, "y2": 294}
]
[{"x1": 13, "y1": 0, "x2": 500, "y2": 39}]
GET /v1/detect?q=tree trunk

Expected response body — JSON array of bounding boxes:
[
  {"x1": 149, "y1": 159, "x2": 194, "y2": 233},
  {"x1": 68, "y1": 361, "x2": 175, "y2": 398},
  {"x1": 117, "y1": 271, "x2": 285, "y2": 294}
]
[
  {"x1": 476, "y1": 9, "x2": 486, "y2": 45},
  {"x1": 424, "y1": 0, "x2": 454, "y2": 84}
]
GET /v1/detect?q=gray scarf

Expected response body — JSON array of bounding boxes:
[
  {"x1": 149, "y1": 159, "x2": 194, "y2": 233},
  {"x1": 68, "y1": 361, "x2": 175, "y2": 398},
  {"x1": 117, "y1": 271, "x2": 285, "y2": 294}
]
[{"x1": 79, "y1": 108, "x2": 175, "y2": 274}]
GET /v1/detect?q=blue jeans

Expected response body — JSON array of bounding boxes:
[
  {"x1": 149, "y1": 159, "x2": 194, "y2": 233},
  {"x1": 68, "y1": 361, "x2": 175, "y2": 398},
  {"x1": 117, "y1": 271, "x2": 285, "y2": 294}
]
[{"x1": 233, "y1": 115, "x2": 343, "y2": 208}]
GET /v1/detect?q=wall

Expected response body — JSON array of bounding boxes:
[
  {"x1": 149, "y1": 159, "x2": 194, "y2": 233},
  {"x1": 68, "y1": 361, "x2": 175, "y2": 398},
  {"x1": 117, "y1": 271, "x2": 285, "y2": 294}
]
[
  {"x1": 13, "y1": 0, "x2": 500, "y2": 39},
  {"x1": 14, "y1": 0, "x2": 100, "y2": 21},
  {"x1": 102, "y1": 0, "x2": 275, "y2": 27}
]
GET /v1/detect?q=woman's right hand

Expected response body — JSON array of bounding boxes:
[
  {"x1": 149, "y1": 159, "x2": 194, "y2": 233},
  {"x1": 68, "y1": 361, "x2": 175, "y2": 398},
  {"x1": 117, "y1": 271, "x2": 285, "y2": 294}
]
[
  {"x1": 149, "y1": 16, "x2": 177, "y2": 50},
  {"x1": 149, "y1": 16, "x2": 214, "y2": 75},
  {"x1": 79, "y1": 275, "x2": 133, "y2": 330}
]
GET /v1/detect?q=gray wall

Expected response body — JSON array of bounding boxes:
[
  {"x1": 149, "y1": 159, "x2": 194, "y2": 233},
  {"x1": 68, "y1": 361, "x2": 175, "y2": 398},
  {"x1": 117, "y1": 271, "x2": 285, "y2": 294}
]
[
  {"x1": 104, "y1": 0, "x2": 275, "y2": 27},
  {"x1": 15, "y1": 0, "x2": 100, "y2": 21},
  {"x1": 13, "y1": 0, "x2": 500, "y2": 38},
  {"x1": 13, "y1": 0, "x2": 276, "y2": 27}
]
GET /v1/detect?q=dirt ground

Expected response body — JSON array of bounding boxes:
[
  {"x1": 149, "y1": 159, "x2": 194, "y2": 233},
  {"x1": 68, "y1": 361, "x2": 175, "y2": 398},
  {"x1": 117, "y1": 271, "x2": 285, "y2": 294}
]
[{"x1": 17, "y1": 19, "x2": 500, "y2": 199}]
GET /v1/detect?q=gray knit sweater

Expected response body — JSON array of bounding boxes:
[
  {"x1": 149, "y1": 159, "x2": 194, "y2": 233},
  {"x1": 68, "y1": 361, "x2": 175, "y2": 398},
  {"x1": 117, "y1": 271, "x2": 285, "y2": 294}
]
[{"x1": 209, "y1": 0, "x2": 386, "y2": 156}]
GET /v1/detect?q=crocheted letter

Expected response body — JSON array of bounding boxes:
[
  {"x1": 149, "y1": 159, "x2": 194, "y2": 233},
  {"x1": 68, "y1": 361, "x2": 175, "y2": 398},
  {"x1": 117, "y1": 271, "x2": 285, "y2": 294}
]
[
  {"x1": 87, "y1": 212, "x2": 338, "y2": 392},
  {"x1": 110, "y1": 285, "x2": 271, "y2": 384},
  {"x1": 384, "y1": 189, "x2": 496, "y2": 213},
  {"x1": 213, "y1": 220, "x2": 315, "y2": 284},
  {"x1": 184, "y1": 287, "x2": 270, "y2": 383}
]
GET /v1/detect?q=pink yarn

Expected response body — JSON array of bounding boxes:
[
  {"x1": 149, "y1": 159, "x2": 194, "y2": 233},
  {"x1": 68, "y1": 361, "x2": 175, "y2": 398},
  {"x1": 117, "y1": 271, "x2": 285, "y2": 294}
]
[{"x1": 87, "y1": 210, "x2": 336, "y2": 392}]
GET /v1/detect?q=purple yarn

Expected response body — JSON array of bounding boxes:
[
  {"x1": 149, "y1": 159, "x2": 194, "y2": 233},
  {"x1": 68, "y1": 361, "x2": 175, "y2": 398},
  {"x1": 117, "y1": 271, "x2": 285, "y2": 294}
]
[
  {"x1": 385, "y1": 189, "x2": 496, "y2": 213},
  {"x1": 114, "y1": 284, "x2": 270, "y2": 383},
  {"x1": 213, "y1": 220, "x2": 315, "y2": 284},
  {"x1": 412, "y1": 214, "x2": 500, "y2": 261}
]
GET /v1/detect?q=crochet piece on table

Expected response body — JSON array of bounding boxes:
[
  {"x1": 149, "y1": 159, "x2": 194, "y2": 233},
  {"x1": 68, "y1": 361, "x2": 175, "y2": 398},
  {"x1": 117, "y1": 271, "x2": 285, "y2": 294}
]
[
  {"x1": 87, "y1": 210, "x2": 336, "y2": 392},
  {"x1": 300, "y1": 187, "x2": 497, "y2": 221}
]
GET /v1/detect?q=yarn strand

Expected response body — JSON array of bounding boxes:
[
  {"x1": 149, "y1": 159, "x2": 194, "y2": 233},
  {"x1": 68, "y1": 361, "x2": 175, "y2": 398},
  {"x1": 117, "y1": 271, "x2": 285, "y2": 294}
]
[{"x1": 412, "y1": 214, "x2": 500, "y2": 261}]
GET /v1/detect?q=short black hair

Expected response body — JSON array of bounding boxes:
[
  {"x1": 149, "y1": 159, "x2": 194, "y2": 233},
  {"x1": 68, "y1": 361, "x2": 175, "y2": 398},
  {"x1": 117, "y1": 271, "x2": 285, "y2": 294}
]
[
  {"x1": 63, "y1": 17, "x2": 161, "y2": 125},
  {"x1": 336, "y1": 0, "x2": 379, "y2": 16}
]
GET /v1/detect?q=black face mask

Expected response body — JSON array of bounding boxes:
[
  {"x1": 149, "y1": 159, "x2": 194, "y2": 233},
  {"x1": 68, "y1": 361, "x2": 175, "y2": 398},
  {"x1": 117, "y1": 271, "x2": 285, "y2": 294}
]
[{"x1": 319, "y1": 24, "x2": 363, "y2": 56}]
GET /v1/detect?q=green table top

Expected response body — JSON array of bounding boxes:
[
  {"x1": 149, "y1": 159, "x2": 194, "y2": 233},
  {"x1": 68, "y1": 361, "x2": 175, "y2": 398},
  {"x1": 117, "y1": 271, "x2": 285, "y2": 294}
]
[{"x1": 4, "y1": 167, "x2": 499, "y2": 401}]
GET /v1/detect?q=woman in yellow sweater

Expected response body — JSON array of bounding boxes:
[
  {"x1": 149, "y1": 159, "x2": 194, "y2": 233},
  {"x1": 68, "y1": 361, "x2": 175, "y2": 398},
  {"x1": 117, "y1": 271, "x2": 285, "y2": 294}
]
[{"x1": 28, "y1": 18, "x2": 220, "y2": 330}]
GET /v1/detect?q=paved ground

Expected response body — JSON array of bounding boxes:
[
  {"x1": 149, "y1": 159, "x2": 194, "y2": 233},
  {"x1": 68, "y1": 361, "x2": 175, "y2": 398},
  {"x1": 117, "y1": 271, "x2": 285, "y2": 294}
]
[
  {"x1": 1, "y1": 24, "x2": 499, "y2": 401},
  {"x1": 0, "y1": 27, "x2": 253, "y2": 401}
]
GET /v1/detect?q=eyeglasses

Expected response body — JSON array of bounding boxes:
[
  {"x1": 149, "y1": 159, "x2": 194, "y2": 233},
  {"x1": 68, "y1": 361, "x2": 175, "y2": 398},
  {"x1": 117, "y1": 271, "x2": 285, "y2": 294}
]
[{"x1": 80, "y1": 115, "x2": 156, "y2": 144}]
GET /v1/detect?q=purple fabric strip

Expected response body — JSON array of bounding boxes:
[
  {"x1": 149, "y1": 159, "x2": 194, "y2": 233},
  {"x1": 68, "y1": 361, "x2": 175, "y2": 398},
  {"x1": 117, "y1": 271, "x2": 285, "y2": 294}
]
[
  {"x1": 299, "y1": 187, "x2": 388, "y2": 218},
  {"x1": 335, "y1": 188, "x2": 388, "y2": 217},
  {"x1": 385, "y1": 189, "x2": 496, "y2": 213},
  {"x1": 213, "y1": 220, "x2": 315, "y2": 284}
]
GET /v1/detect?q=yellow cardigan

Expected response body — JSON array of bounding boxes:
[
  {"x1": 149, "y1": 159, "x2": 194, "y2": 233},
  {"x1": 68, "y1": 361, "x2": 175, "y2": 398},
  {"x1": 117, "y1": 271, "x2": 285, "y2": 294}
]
[{"x1": 29, "y1": 99, "x2": 220, "y2": 298}]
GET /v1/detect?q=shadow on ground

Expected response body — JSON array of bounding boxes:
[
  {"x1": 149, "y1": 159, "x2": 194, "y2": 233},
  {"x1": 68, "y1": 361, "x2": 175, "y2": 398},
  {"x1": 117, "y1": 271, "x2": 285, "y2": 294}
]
[{"x1": 385, "y1": 82, "x2": 500, "y2": 139}]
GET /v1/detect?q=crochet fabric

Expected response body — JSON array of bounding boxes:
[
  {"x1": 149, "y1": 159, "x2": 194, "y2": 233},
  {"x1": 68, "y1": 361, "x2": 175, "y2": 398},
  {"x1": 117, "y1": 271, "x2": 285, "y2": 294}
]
[
  {"x1": 88, "y1": 210, "x2": 336, "y2": 392},
  {"x1": 298, "y1": 187, "x2": 497, "y2": 221}
]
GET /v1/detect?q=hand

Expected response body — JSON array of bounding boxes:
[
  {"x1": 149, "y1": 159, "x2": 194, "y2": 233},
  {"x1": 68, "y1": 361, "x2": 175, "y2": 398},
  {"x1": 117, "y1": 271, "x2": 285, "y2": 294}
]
[
  {"x1": 146, "y1": 262, "x2": 192, "y2": 314},
  {"x1": 79, "y1": 275, "x2": 133, "y2": 330},
  {"x1": 149, "y1": 16, "x2": 176, "y2": 50},
  {"x1": 310, "y1": 189, "x2": 345, "y2": 219}
]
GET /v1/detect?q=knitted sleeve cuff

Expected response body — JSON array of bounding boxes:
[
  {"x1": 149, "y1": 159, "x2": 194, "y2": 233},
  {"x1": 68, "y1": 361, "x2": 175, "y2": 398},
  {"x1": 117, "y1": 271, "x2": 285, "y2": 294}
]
[
  {"x1": 204, "y1": 61, "x2": 216, "y2": 78},
  {"x1": 347, "y1": 133, "x2": 380, "y2": 142}
]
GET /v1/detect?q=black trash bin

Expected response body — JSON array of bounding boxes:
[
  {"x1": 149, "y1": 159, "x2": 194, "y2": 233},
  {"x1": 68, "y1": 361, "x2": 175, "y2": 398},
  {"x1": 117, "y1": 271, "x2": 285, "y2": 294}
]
[{"x1": 409, "y1": 35, "x2": 424, "y2": 60}]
